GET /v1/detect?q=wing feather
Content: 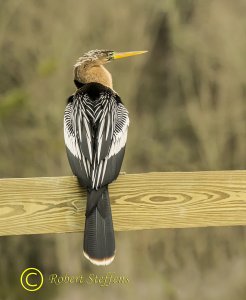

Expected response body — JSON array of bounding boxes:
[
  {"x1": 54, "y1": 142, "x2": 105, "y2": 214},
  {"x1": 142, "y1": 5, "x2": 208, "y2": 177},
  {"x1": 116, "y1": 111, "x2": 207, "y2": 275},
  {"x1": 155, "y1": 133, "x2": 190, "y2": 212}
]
[
  {"x1": 64, "y1": 89, "x2": 129, "y2": 190},
  {"x1": 64, "y1": 96, "x2": 93, "y2": 187}
]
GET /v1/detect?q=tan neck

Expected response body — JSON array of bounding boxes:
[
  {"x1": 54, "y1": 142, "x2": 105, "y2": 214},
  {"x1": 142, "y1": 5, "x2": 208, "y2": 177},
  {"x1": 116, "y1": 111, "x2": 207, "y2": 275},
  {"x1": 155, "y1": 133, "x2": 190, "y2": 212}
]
[{"x1": 75, "y1": 65, "x2": 113, "y2": 89}]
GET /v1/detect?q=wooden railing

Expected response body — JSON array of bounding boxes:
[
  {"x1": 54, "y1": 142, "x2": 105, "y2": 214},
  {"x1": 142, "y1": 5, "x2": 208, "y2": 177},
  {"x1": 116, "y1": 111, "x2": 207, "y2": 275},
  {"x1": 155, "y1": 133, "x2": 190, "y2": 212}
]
[{"x1": 0, "y1": 171, "x2": 246, "y2": 236}]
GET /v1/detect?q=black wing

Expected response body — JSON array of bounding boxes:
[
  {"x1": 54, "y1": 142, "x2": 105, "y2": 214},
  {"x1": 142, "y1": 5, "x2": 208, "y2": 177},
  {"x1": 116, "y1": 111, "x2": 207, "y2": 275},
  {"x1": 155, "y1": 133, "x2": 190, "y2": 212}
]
[{"x1": 64, "y1": 89, "x2": 129, "y2": 189}]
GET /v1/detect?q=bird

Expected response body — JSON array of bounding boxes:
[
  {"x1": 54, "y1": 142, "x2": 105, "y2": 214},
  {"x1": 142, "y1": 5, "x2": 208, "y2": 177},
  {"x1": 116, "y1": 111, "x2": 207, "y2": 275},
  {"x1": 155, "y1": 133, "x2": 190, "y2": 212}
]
[{"x1": 64, "y1": 49, "x2": 147, "y2": 266}]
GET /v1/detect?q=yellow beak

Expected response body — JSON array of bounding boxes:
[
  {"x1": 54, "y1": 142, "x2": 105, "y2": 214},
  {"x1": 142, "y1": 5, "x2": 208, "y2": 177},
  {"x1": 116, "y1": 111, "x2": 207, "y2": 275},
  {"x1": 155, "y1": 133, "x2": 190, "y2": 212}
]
[{"x1": 113, "y1": 50, "x2": 148, "y2": 60}]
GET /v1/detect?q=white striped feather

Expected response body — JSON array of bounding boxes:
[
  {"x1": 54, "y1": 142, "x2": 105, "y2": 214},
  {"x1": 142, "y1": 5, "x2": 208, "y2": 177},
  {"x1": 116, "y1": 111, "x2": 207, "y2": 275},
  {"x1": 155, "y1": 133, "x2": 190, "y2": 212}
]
[{"x1": 64, "y1": 90, "x2": 129, "y2": 189}]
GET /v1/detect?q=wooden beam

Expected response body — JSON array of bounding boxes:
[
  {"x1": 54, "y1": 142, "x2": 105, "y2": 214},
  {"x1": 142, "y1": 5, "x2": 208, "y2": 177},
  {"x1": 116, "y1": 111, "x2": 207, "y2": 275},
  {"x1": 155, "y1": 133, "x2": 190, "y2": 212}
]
[{"x1": 0, "y1": 171, "x2": 246, "y2": 236}]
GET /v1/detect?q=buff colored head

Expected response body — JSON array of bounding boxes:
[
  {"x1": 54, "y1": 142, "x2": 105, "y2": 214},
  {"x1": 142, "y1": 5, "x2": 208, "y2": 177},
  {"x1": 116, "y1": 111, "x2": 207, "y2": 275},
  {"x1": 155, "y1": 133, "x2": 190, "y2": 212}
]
[{"x1": 74, "y1": 49, "x2": 147, "y2": 88}]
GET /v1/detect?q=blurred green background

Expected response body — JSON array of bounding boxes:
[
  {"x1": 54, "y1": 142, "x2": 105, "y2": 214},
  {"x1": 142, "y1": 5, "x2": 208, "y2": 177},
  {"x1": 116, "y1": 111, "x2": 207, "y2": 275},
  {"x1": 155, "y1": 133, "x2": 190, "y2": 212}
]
[{"x1": 1, "y1": 0, "x2": 246, "y2": 299}]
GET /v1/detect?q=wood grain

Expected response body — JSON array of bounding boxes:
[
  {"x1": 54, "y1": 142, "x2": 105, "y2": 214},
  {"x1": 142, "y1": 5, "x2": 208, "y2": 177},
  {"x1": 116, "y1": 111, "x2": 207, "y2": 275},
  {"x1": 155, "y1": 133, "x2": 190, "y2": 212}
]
[{"x1": 0, "y1": 171, "x2": 246, "y2": 236}]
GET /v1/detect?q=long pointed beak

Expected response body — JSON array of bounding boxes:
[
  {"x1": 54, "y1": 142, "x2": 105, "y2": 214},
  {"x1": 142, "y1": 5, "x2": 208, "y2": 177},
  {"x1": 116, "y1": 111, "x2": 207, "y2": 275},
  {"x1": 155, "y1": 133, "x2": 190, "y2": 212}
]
[{"x1": 113, "y1": 50, "x2": 148, "y2": 60}]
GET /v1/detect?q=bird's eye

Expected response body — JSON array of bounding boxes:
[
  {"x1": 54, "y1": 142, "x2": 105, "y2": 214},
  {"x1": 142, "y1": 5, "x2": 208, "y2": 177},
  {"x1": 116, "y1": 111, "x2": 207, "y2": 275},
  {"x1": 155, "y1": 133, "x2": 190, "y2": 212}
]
[{"x1": 107, "y1": 51, "x2": 114, "y2": 61}]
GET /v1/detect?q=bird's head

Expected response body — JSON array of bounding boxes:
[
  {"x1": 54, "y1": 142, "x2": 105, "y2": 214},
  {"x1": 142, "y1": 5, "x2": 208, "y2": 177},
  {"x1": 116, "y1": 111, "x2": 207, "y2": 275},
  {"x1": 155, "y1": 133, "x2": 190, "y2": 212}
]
[
  {"x1": 74, "y1": 50, "x2": 114, "y2": 68},
  {"x1": 74, "y1": 49, "x2": 147, "y2": 89}
]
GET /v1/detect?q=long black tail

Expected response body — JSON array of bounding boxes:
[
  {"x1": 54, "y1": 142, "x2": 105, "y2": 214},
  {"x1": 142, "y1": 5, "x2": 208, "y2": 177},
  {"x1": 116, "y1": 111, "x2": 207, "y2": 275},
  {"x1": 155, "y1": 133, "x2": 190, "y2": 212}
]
[{"x1": 83, "y1": 186, "x2": 115, "y2": 265}]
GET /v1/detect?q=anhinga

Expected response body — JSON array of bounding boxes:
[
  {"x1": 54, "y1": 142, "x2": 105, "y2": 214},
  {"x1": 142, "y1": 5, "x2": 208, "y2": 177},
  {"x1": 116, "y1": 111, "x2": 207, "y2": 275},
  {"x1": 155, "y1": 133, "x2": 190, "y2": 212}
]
[{"x1": 64, "y1": 49, "x2": 147, "y2": 266}]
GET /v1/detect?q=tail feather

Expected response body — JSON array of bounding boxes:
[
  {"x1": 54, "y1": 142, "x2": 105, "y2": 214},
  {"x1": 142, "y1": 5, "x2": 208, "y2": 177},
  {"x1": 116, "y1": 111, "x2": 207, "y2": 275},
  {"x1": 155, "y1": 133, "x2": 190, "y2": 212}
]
[{"x1": 83, "y1": 186, "x2": 115, "y2": 265}]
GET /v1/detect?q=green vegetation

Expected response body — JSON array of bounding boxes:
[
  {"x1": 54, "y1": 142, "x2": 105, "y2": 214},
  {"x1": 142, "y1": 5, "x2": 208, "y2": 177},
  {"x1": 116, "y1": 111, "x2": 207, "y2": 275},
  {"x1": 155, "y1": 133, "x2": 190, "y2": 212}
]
[{"x1": 0, "y1": 0, "x2": 246, "y2": 299}]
